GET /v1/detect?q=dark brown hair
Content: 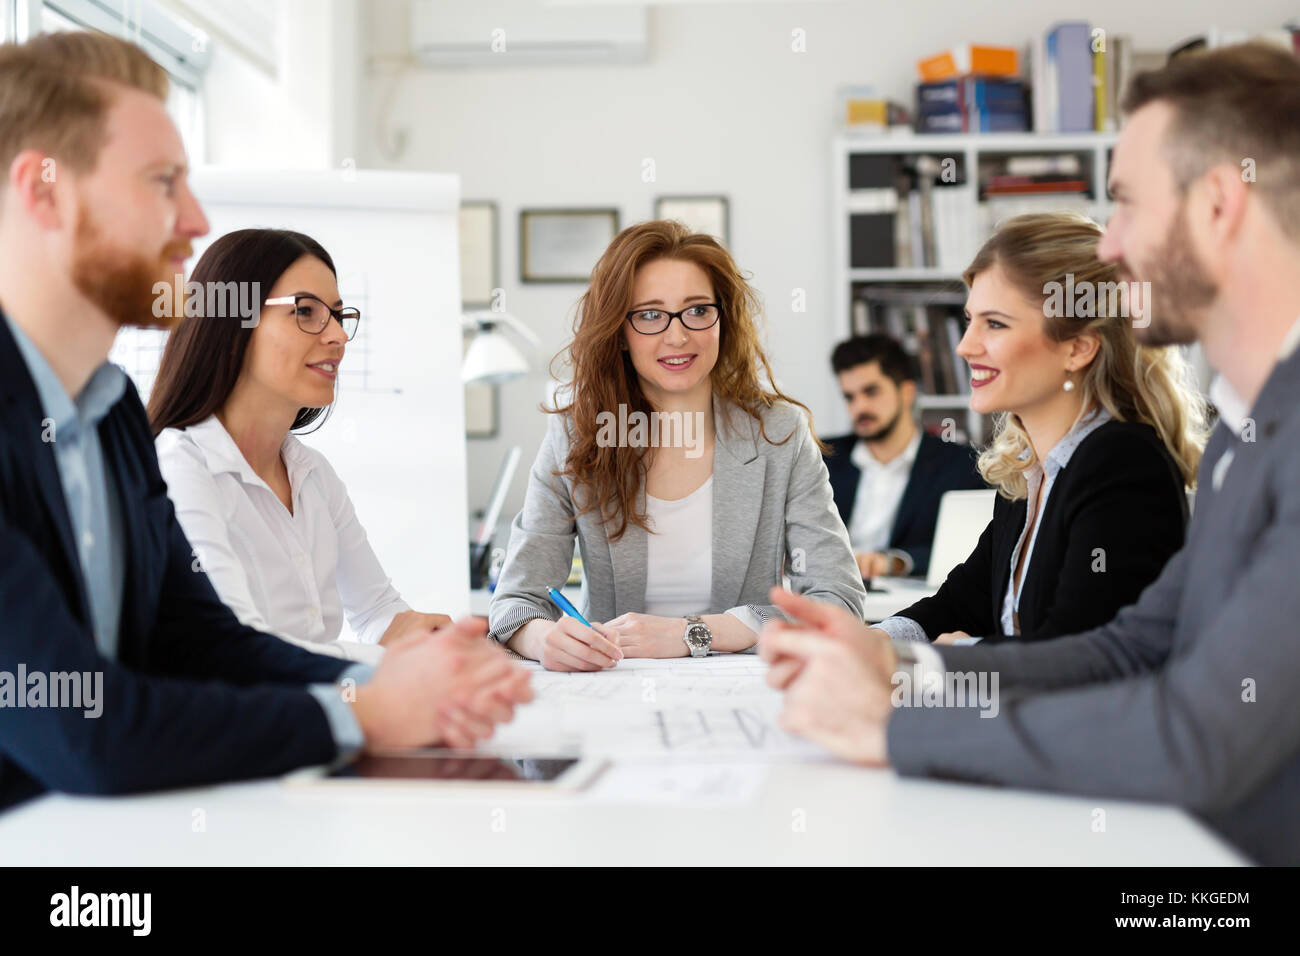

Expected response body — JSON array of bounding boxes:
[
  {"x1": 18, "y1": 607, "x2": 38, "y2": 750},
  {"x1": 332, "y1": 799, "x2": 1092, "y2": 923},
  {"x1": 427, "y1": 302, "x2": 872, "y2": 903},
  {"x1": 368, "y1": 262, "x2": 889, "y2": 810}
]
[
  {"x1": 147, "y1": 229, "x2": 338, "y2": 436},
  {"x1": 1123, "y1": 42, "x2": 1300, "y2": 239},
  {"x1": 551, "y1": 219, "x2": 820, "y2": 540}
]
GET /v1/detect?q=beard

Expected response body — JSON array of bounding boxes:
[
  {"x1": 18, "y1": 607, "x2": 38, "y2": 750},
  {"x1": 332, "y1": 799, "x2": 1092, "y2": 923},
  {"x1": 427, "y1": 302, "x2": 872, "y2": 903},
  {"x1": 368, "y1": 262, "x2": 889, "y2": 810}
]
[
  {"x1": 70, "y1": 206, "x2": 193, "y2": 330},
  {"x1": 857, "y1": 405, "x2": 903, "y2": 444},
  {"x1": 1127, "y1": 201, "x2": 1218, "y2": 347}
]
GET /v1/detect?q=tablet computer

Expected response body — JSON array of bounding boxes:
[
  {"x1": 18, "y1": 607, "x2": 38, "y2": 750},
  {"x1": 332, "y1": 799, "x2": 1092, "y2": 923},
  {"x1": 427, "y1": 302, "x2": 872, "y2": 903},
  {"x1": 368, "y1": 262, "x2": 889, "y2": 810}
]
[{"x1": 285, "y1": 750, "x2": 606, "y2": 793}]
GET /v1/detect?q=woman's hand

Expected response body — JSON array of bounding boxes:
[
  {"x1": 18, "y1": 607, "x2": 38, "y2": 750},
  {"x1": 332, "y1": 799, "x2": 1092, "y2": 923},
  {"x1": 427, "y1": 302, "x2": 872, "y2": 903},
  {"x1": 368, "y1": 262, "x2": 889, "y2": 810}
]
[
  {"x1": 933, "y1": 630, "x2": 971, "y2": 645},
  {"x1": 379, "y1": 610, "x2": 454, "y2": 647},
  {"x1": 511, "y1": 616, "x2": 622, "y2": 672},
  {"x1": 602, "y1": 613, "x2": 690, "y2": 658}
]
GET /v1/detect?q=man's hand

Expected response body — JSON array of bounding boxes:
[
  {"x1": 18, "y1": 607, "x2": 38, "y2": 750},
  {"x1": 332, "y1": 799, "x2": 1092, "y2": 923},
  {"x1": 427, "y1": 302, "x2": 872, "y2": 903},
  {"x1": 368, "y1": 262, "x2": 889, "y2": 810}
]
[
  {"x1": 758, "y1": 586, "x2": 898, "y2": 764},
  {"x1": 934, "y1": 630, "x2": 971, "y2": 645},
  {"x1": 352, "y1": 617, "x2": 532, "y2": 750},
  {"x1": 760, "y1": 586, "x2": 893, "y2": 689},
  {"x1": 856, "y1": 551, "x2": 905, "y2": 579},
  {"x1": 379, "y1": 610, "x2": 453, "y2": 647},
  {"x1": 603, "y1": 612, "x2": 689, "y2": 659},
  {"x1": 763, "y1": 628, "x2": 895, "y2": 764}
]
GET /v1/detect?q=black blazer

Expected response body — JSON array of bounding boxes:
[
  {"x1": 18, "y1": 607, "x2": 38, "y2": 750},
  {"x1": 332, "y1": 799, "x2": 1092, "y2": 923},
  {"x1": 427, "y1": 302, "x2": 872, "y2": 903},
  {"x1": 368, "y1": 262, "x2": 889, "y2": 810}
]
[
  {"x1": 824, "y1": 430, "x2": 986, "y2": 576},
  {"x1": 0, "y1": 312, "x2": 349, "y2": 811},
  {"x1": 897, "y1": 420, "x2": 1188, "y2": 643}
]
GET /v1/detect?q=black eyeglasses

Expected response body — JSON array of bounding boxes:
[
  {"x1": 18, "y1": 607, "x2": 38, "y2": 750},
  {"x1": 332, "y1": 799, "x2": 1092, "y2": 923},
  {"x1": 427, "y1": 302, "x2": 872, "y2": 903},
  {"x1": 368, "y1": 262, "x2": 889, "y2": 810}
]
[
  {"x1": 625, "y1": 303, "x2": 721, "y2": 335},
  {"x1": 264, "y1": 293, "x2": 361, "y2": 340}
]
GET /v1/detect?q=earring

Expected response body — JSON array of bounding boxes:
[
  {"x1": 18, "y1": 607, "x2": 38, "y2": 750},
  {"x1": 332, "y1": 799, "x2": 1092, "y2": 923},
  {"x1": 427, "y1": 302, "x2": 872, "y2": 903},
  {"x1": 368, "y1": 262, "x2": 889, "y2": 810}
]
[{"x1": 1063, "y1": 378, "x2": 1075, "y2": 392}]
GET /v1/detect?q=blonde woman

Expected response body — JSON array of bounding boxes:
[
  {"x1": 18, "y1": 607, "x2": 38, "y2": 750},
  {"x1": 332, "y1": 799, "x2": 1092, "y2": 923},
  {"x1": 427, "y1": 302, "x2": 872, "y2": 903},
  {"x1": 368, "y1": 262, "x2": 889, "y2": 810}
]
[
  {"x1": 488, "y1": 220, "x2": 866, "y2": 670},
  {"x1": 874, "y1": 212, "x2": 1205, "y2": 646}
]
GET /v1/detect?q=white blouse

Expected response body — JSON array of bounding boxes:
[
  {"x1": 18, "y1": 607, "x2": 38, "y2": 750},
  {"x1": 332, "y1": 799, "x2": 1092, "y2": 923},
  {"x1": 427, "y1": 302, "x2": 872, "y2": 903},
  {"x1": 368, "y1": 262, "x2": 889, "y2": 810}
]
[
  {"x1": 155, "y1": 416, "x2": 408, "y2": 663},
  {"x1": 643, "y1": 475, "x2": 761, "y2": 636},
  {"x1": 644, "y1": 477, "x2": 714, "y2": 616},
  {"x1": 999, "y1": 408, "x2": 1111, "y2": 636}
]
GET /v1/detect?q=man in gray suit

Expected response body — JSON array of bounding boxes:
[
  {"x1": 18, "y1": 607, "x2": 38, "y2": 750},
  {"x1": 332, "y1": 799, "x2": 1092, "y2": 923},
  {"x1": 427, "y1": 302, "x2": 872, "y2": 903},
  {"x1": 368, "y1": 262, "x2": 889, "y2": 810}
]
[{"x1": 761, "y1": 42, "x2": 1300, "y2": 865}]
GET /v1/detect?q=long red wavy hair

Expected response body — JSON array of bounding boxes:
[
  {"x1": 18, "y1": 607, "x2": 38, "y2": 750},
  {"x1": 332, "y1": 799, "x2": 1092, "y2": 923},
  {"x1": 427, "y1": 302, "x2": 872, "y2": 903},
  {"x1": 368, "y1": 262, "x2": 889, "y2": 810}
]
[{"x1": 548, "y1": 219, "x2": 821, "y2": 539}]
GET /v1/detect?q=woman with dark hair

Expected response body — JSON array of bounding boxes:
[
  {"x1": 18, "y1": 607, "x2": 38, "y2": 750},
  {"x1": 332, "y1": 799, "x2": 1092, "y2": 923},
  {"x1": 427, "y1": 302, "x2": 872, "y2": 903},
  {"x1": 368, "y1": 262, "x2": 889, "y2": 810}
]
[
  {"x1": 149, "y1": 229, "x2": 450, "y2": 662},
  {"x1": 488, "y1": 220, "x2": 866, "y2": 670}
]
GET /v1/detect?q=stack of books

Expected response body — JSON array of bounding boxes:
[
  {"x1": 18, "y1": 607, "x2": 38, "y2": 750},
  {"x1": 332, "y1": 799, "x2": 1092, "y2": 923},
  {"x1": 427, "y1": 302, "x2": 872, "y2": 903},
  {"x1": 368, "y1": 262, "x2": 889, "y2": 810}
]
[
  {"x1": 914, "y1": 44, "x2": 1027, "y2": 133},
  {"x1": 847, "y1": 154, "x2": 978, "y2": 272},
  {"x1": 838, "y1": 86, "x2": 912, "y2": 134},
  {"x1": 852, "y1": 297, "x2": 971, "y2": 397}
]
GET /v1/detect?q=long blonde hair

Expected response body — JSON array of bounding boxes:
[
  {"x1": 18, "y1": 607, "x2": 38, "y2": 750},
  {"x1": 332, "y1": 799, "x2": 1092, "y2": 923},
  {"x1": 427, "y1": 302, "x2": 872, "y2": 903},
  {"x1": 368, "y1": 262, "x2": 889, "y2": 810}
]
[{"x1": 964, "y1": 212, "x2": 1207, "y2": 500}]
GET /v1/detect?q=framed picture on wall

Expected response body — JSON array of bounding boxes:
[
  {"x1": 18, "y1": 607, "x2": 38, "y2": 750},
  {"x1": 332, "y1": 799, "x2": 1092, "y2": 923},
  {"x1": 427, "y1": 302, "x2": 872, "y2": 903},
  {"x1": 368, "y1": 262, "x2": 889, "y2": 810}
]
[
  {"x1": 655, "y1": 195, "x2": 729, "y2": 245},
  {"x1": 520, "y1": 208, "x2": 619, "y2": 283},
  {"x1": 459, "y1": 201, "x2": 498, "y2": 308}
]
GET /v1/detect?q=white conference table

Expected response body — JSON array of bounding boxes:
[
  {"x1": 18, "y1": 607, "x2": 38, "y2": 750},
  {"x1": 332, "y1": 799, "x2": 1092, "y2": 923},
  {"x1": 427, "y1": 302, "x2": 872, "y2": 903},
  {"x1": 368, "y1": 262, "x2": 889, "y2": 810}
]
[
  {"x1": 0, "y1": 762, "x2": 1242, "y2": 866},
  {"x1": 0, "y1": 652, "x2": 1244, "y2": 867}
]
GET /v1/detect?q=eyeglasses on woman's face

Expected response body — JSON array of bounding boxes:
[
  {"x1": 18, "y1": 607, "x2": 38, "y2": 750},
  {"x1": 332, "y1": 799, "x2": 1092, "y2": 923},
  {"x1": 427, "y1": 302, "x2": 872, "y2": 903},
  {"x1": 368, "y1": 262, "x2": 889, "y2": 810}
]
[
  {"x1": 264, "y1": 293, "x2": 361, "y2": 340},
  {"x1": 624, "y1": 302, "x2": 721, "y2": 335}
]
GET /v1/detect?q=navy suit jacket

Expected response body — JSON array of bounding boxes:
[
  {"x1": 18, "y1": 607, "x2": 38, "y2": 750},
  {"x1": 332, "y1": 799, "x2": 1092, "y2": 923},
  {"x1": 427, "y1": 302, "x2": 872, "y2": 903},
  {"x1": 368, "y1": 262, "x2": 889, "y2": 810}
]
[
  {"x1": 0, "y1": 313, "x2": 350, "y2": 810},
  {"x1": 824, "y1": 430, "x2": 985, "y2": 577}
]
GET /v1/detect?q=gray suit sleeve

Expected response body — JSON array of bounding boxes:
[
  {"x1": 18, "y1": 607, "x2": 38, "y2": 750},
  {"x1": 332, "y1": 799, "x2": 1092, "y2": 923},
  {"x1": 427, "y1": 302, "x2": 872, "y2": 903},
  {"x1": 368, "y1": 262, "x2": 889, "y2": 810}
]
[
  {"x1": 887, "y1": 452, "x2": 1300, "y2": 811},
  {"x1": 487, "y1": 418, "x2": 571, "y2": 643},
  {"x1": 750, "y1": 418, "x2": 868, "y2": 624},
  {"x1": 931, "y1": 541, "x2": 1188, "y2": 692}
]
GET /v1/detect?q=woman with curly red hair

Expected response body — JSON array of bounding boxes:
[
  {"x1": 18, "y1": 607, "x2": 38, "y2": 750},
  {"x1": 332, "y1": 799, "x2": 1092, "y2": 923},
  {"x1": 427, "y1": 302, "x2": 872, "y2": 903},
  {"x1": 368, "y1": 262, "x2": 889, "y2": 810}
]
[{"x1": 489, "y1": 220, "x2": 865, "y2": 670}]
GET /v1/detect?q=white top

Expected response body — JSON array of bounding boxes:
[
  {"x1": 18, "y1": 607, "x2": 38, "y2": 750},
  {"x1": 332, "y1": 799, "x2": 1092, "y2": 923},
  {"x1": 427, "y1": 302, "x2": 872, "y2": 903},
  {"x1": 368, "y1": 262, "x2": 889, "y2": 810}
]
[
  {"x1": 848, "y1": 430, "x2": 921, "y2": 555},
  {"x1": 641, "y1": 476, "x2": 761, "y2": 636},
  {"x1": 644, "y1": 477, "x2": 714, "y2": 617},
  {"x1": 155, "y1": 416, "x2": 408, "y2": 663},
  {"x1": 999, "y1": 407, "x2": 1112, "y2": 637}
]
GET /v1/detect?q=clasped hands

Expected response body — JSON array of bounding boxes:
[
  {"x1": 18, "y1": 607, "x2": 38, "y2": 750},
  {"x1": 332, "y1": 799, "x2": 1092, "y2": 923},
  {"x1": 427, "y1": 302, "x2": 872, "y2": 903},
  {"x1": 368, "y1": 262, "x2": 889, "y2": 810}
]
[{"x1": 759, "y1": 586, "x2": 899, "y2": 766}]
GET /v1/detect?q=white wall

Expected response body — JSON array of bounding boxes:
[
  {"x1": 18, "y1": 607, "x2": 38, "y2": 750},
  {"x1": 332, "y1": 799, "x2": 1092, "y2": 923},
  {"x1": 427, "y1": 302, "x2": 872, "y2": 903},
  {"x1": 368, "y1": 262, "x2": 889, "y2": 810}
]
[
  {"x1": 355, "y1": 0, "x2": 1293, "y2": 526},
  {"x1": 202, "y1": 0, "x2": 359, "y2": 170}
]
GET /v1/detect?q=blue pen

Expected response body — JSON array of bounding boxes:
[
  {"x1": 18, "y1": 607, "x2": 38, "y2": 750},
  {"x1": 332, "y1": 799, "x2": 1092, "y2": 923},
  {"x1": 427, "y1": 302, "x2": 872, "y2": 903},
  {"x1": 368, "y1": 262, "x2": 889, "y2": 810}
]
[{"x1": 547, "y1": 586, "x2": 592, "y2": 628}]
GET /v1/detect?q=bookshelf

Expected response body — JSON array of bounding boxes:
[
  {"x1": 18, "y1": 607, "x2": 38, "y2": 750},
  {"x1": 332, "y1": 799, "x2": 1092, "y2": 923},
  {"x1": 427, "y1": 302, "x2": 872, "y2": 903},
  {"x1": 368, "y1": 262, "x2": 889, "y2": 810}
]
[{"x1": 831, "y1": 130, "x2": 1119, "y2": 443}]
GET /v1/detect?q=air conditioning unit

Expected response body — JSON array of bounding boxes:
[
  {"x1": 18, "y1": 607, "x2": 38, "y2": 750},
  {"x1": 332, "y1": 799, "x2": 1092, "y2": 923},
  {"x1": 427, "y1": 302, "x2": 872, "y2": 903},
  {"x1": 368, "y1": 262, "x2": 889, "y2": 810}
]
[{"x1": 411, "y1": 0, "x2": 648, "y2": 67}]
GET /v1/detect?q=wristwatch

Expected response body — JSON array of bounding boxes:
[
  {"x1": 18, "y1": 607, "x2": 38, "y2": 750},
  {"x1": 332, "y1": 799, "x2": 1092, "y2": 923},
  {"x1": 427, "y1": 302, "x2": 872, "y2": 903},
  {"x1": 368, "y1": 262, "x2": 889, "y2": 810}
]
[{"x1": 682, "y1": 615, "x2": 712, "y2": 658}]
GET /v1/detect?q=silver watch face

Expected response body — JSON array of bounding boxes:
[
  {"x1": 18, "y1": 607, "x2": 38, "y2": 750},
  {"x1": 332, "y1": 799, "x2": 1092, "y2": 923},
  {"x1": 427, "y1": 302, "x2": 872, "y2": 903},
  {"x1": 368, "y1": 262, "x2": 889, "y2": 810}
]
[{"x1": 685, "y1": 625, "x2": 710, "y2": 648}]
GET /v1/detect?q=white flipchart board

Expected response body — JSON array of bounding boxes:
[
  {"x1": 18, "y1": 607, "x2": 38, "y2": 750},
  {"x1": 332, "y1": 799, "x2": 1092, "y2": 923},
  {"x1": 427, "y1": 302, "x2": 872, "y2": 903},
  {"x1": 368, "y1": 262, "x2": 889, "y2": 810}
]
[{"x1": 187, "y1": 168, "x2": 470, "y2": 620}]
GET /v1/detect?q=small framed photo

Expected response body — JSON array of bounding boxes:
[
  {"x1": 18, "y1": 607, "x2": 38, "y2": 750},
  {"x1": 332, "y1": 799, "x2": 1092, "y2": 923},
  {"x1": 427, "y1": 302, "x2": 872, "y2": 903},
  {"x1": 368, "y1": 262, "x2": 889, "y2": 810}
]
[
  {"x1": 520, "y1": 208, "x2": 620, "y2": 283},
  {"x1": 655, "y1": 195, "x2": 729, "y2": 246},
  {"x1": 459, "y1": 201, "x2": 498, "y2": 308}
]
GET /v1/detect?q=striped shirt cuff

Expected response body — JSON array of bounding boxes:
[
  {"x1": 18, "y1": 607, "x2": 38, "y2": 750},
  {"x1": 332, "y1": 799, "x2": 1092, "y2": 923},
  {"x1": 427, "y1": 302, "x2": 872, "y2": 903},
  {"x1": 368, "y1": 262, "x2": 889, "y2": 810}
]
[{"x1": 876, "y1": 615, "x2": 930, "y2": 643}]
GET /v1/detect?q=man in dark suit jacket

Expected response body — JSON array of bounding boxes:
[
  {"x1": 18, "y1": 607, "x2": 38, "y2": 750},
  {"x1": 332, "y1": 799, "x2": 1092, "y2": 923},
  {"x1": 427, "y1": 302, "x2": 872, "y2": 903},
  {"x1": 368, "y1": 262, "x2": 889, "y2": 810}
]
[
  {"x1": 0, "y1": 31, "x2": 529, "y2": 811},
  {"x1": 763, "y1": 43, "x2": 1300, "y2": 865},
  {"x1": 825, "y1": 334, "x2": 985, "y2": 578}
]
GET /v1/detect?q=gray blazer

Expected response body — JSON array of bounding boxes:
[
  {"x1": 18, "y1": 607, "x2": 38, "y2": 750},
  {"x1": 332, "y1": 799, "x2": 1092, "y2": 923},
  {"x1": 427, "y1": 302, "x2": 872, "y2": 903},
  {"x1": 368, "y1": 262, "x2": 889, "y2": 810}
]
[
  {"x1": 888, "y1": 342, "x2": 1300, "y2": 866},
  {"x1": 488, "y1": 398, "x2": 866, "y2": 645}
]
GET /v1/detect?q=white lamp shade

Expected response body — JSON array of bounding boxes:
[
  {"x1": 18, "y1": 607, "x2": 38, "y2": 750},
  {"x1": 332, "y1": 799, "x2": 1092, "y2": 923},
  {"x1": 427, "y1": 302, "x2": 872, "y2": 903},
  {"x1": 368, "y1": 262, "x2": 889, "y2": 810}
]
[{"x1": 463, "y1": 328, "x2": 530, "y2": 384}]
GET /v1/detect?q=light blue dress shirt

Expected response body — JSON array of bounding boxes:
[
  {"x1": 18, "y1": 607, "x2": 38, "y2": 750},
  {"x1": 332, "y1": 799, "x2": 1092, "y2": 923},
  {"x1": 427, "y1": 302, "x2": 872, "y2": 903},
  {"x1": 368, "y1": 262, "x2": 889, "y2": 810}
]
[
  {"x1": 6, "y1": 314, "x2": 369, "y2": 755},
  {"x1": 6, "y1": 314, "x2": 126, "y2": 657},
  {"x1": 878, "y1": 407, "x2": 1112, "y2": 643}
]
